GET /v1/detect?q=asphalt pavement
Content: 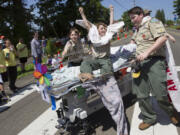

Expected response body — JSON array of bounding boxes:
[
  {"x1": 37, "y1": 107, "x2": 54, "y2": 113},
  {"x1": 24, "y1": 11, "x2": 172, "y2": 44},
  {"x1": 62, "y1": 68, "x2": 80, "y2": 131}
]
[{"x1": 0, "y1": 29, "x2": 180, "y2": 135}]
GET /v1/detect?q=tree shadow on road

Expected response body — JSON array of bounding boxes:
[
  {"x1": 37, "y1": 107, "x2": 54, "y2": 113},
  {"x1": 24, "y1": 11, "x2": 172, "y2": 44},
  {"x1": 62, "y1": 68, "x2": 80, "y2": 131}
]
[{"x1": 62, "y1": 93, "x2": 137, "y2": 135}]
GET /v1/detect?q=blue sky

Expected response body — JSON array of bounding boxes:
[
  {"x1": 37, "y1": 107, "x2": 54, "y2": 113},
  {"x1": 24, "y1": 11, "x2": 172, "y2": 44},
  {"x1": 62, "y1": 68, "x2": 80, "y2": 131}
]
[
  {"x1": 27, "y1": 0, "x2": 176, "y2": 21},
  {"x1": 102, "y1": 0, "x2": 175, "y2": 20}
]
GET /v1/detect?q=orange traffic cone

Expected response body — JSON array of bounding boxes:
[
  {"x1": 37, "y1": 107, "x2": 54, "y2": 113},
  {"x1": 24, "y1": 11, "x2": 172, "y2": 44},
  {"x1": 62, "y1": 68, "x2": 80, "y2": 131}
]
[
  {"x1": 124, "y1": 33, "x2": 127, "y2": 38},
  {"x1": 117, "y1": 34, "x2": 120, "y2": 40}
]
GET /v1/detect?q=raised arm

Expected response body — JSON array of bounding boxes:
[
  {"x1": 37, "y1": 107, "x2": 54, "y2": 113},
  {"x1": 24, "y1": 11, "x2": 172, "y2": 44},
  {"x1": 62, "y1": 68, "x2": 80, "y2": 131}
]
[
  {"x1": 109, "y1": 5, "x2": 114, "y2": 25},
  {"x1": 61, "y1": 47, "x2": 68, "y2": 61},
  {"x1": 79, "y1": 7, "x2": 91, "y2": 30}
]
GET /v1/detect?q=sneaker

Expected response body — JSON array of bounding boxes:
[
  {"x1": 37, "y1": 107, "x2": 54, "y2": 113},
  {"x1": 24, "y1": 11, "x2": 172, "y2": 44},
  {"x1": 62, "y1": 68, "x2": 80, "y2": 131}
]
[
  {"x1": 14, "y1": 86, "x2": 20, "y2": 90},
  {"x1": 171, "y1": 116, "x2": 179, "y2": 125},
  {"x1": 79, "y1": 73, "x2": 94, "y2": 82},
  {"x1": 10, "y1": 88, "x2": 18, "y2": 93},
  {"x1": 139, "y1": 122, "x2": 156, "y2": 130},
  {"x1": 1, "y1": 91, "x2": 10, "y2": 101}
]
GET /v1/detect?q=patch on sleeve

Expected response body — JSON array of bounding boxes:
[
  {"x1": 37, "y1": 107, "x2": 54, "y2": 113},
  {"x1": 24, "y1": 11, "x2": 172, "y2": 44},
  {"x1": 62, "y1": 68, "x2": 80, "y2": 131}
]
[{"x1": 159, "y1": 28, "x2": 164, "y2": 33}]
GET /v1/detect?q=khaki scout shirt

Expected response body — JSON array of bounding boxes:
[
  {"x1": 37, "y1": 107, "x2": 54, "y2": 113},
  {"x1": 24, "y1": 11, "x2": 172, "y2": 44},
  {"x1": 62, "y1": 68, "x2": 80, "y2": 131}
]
[
  {"x1": 132, "y1": 17, "x2": 166, "y2": 57},
  {"x1": 63, "y1": 40, "x2": 84, "y2": 63},
  {"x1": 91, "y1": 42, "x2": 110, "y2": 59}
]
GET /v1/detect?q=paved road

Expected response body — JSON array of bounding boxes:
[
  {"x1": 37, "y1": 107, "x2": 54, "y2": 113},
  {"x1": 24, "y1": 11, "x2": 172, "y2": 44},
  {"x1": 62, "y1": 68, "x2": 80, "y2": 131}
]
[
  {"x1": 167, "y1": 30, "x2": 180, "y2": 79},
  {"x1": 0, "y1": 29, "x2": 180, "y2": 135}
]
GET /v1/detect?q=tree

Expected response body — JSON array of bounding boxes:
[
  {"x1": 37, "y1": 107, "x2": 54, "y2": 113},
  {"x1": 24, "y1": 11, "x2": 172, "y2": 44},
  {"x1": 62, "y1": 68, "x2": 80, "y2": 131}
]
[
  {"x1": 35, "y1": 0, "x2": 109, "y2": 38},
  {"x1": 161, "y1": 10, "x2": 166, "y2": 24},
  {"x1": 121, "y1": 11, "x2": 133, "y2": 30},
  {"x1": 0, "y1": 0, "x2": 34, "y2": 46},
  {"x1": 155, "y1": 9, "x2": 166, "y2": 24},
  {"x1": 173, "y1": 0, "x2": 180, "y2": 18},
  {"x1": 35, "y1": 0, "x2": 65, "y2": 38},
  {"x1": 166, "y1": 20, "x2": 174, "y2": 26}
]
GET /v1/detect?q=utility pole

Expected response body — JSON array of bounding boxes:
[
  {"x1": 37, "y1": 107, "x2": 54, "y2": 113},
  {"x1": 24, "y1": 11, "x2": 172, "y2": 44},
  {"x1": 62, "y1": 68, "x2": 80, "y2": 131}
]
[{"x1": 133, "y1": 0, "x2": 136, "y2": 7}]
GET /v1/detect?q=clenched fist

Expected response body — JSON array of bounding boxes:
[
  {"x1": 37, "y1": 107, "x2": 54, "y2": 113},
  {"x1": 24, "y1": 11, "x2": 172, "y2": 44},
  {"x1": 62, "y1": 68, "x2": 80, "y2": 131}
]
[
  {"x1": 109, "y1": 5, "x2": 114, "y2": 12},
  {"x1": 79, "y1": 7, "x2": 84, "y2": 14}
]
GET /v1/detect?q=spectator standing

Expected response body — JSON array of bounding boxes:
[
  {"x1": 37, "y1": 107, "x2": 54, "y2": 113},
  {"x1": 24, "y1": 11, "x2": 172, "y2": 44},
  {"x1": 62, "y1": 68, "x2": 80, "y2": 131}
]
[
  {"x1": 41, "y1": 36, "x2": 47, "y2": 56},
  {"x1": 16, "y1": 38, "x2": 28, "y2": 73},
  {"x1": 31, "y1": 32, "x2": 42, "y2": 65},
  {"x1": 3, "y1": 39, "x2": 18, "y2": 93},
  {"x1": 0, "y1": 42, "x2": 9, "y2": 101}
]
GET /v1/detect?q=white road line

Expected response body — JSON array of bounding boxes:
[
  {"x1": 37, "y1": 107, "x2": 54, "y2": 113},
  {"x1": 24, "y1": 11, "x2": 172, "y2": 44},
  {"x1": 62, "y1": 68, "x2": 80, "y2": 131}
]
[
  {"x1": 0, "y1": 84, "x2": 36, "y2": 112},
  {"x1": 18, "y1": 100, "x2": 61, "y2": 135},
  {"x1": 130, "y1": 97, "x2": 178, "y2": 135}
]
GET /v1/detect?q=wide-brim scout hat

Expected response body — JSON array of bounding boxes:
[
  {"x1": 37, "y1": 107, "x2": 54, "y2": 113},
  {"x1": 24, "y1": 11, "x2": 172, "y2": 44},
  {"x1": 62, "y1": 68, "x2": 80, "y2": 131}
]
[{"x1": 144, "y1": 9, "x2": 152, "y2": 15}]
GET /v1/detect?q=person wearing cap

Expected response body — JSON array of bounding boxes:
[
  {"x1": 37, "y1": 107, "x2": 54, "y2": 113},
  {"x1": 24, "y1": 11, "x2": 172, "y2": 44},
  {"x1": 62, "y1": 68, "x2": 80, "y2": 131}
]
[
  {"x1": 3, "y1": 39, "x2": 18, "y2": 93},
  {"x1": 144, "y1": 9, "x2": 152, "y2": 16},
  {"x1": 128, "y1": 6, "x2": 179, "y2": 130},
  {"x1": 16, "y1": 38, "x2": 28, "y2": 73},
  {"x1": 0, "y1": 42, "x2": 9, "y2": 101}
]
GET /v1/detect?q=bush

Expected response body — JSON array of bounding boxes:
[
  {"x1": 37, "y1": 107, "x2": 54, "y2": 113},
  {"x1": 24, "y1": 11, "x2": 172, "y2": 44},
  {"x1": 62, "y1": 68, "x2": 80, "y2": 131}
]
[
  {"x1": 46, "y1": 38, "x2": 57, "y2": 55},
  {"x1": 46, "y1": 38, "x2": 64, "y2": 56}
]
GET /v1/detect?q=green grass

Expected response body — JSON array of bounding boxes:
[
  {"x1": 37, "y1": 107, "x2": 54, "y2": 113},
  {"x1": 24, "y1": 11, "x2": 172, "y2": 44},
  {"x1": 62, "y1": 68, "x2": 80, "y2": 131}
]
[
  {"x1": 17, "y1": 57, "x2": 48, "y2": 79},
  {"x1": 17, "y1": 63, "x2": 34, "y2": 79},
  {"x1": 169, "y1": 25, "x2": 180, "y2": 30}
]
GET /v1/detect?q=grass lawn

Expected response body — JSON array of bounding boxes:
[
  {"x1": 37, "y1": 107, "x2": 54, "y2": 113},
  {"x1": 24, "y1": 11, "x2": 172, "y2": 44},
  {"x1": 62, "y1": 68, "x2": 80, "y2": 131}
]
[
  {"x1": 169, "y1": 25, "x2": 180, "y2": 30},
  {"x1": 17, "y1": 56, "x2": 48, "y2": 79},
  {"x1": 17, "y1": 63, "x2": 34, "y2": 79}
]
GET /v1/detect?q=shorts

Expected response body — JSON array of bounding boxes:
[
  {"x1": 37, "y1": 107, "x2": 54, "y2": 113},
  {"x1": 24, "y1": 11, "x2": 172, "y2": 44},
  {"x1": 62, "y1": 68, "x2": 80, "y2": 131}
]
[{"x1": 19, "y1": 57, "x2": 27, "y2": 64}]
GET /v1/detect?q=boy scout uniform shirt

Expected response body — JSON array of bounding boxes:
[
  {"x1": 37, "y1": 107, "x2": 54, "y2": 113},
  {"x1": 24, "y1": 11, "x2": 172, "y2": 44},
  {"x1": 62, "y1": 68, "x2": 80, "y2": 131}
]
[
  {"x1": 63, "y1": 40, "x2": 85, "y2": 62},
  {"x1": 0, "y1": 50, "x2": 7, "y2": 73},
  {"x1": 91, "y1": 42, "x2": 110, "y2": 59},
  {"x1": 3, "y1": 48, "x2": 17, "y2": 67},
  {"x1": 132, "y1": 17, "x2": 166, "y2": 57},
  {"x1": 16, "y1": 43, "x2": 28, "y2": 58}
]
